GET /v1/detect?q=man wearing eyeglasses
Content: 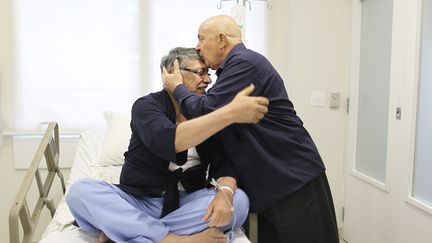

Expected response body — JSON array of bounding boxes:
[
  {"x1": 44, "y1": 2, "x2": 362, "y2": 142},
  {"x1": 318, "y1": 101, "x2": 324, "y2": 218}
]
[
  {"x1": 67, "y1": 47, "x2": 269, "y2": 243},
  {"x1": 164, "y1": 15, "x2": 339, "y2": 243},
  {"x1": 178, "y1": 66, "x2": 211, "y2": 96}
]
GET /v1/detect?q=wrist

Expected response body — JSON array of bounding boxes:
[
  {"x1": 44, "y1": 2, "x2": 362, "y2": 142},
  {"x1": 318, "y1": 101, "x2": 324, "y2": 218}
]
[
  {"x1": 218, "y1": 185, "x2": 234, "y2": 195},
  {"x1": 171, "y1": 83, "x2": 184, "y2": 99},
  {"x1": 216, "y1": 187, "x2": 234, "y2": 203},
  {"x1": 211, "y1": 177, "x2": 237, "y2": 194},
  {"x1": 219, "y1": 104, "x2": 237, "y2": 125},
  {"x1": 169, "y1": 82, "x2": 181, "y2": 94}
]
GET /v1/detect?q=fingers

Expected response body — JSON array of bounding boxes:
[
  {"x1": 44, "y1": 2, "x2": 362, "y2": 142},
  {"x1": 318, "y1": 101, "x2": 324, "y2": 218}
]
[
  {"x1": 209, "y1": 214, "x2": 226, "y2": 227},
  {"x1": 173, "y1": 59, "x2": 180, "y2": 72},
  {"x1": 162, "y1": 59, "x2": 179, "y2": 75},
  {"x1": 204, "y1": 205, "x2": 231, "y2": 227},
  {"x1": 256, "y1": 96, "x2": 269, "y2": 105},
  {"x1": 162, "y1": 59, "x2": 183, "y2": 93},
  {"x1": 203, "y1": 202, "x2": 229, "y2": 227},
  {"x1": 206, "y1": 204, "x2": 219, "y2": 227},
  {"x1": 202, "y1": 205, "x2": 213, "y2": 221},
  {"x1": 257, "y1": 104, "x2": 269, "y2": 114},
  {"x1": 246, "y1": 105, "x2": 267, "y2": 124},
  {"x1": 162, "y1": 66, "x2": 168, "y2": 75},
  {"x1": 208, "y1": 209, "x2": 232, "y2": 227},
  {"x1": 228, "y1": 84, "x2": 270, "y2": 124},
  {"x1": 251, "y1": 98, "x2": 269, "y2": 123},
  {"x1": 208, "y1": 214, "x2": 219, "y2": 227},
  {"x1": 237, "y1": 84, "x2": 255, "y2": 96},
  {"x1": 204, "y1": 192, "x2": 235, "y2": 228}
]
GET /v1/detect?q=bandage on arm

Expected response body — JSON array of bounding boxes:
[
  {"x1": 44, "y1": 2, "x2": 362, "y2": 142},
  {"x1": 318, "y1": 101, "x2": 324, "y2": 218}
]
[{"x1": 216, "y1": 176, "x2": 237, "y2": 193}]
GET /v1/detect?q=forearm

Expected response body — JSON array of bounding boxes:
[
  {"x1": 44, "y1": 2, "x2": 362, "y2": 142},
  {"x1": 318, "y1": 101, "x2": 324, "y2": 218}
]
[
  {"x1": 174, "y1": 85, "x2": 219, "y2": 119},
  {"x1": 174, "y1": 105, "x2": 235, "y2": 152},
  {"x1": 174, "y1": 84, "x2": 268, "y2": 152}
]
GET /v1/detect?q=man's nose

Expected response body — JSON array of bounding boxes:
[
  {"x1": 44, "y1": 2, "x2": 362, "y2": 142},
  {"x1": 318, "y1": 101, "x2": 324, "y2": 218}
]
[
  {"x1": 203, "y1": 74, "x2": 212, "y2": 84},
  {"x1": 195, "y1": 43, "x2": 201, "y2": 52}
]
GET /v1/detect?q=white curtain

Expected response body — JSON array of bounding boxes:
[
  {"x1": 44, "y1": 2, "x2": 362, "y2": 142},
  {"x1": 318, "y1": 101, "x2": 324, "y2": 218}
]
[
  {"x1": 6, "y1": 0, "x2": 140, "y2": 132},
  {"x1": 1, "y1": 0, "x2": 266, "y2": 133}
]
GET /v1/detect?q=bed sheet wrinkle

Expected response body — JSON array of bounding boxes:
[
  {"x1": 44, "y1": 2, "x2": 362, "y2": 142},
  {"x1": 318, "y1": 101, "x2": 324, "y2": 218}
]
[{"x1": 40, "y1": 127, "x2": 250, "y2": 243}]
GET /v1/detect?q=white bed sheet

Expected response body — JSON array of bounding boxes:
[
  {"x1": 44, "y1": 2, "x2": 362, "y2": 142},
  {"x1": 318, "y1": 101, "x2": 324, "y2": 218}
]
[{"x1": 40, "y1": 128, "x2": 250, "y2": 243}]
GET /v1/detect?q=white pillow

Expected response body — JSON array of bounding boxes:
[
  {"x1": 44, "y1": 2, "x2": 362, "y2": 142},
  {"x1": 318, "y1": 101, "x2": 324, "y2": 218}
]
[{"x1": 97, "y1": 111, "x2": 131, "y2": 166}]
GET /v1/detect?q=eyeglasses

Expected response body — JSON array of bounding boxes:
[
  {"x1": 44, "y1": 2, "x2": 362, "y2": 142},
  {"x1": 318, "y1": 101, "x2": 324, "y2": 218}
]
[{"x1": 180, "y1": 68, "x2": 210, "y2": 77}]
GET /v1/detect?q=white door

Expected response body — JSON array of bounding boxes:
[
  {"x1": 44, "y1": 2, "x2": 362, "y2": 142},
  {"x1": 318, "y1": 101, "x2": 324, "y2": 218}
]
[{"x1": 343, "y1": 0, "x2": 432, "y2": 242}]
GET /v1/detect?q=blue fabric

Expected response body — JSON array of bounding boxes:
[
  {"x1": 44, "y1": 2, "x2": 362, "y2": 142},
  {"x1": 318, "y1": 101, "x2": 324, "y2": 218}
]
[
  {"x1": 173, "y1": 43, "x2": 326, "y2": 213},
  {"x1": 67, "y1": 178, "x2": 249, "y2": 243}
]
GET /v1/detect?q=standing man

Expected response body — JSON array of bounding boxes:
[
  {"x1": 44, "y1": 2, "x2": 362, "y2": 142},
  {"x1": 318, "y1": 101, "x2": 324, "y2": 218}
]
[{"x1": 164, "y1": 15, "x2": 339, "y2": 243}]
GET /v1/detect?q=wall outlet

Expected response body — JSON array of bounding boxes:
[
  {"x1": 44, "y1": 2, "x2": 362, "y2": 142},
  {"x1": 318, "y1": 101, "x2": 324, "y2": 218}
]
[{"x1": 329, "y1": 92, "x2": 341, "y2": 109}]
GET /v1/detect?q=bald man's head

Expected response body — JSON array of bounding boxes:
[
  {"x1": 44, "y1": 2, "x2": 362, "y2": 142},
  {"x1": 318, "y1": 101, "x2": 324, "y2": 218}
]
[
  {"x1": 200, "y1": 15, "x2": 242, "y2": 43},
  {"x1": 195, "y1": 15, "x2": 243, "y2": 70}
]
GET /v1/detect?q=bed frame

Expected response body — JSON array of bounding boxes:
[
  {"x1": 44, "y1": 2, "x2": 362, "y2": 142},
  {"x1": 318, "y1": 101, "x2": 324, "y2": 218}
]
[{"x1": 9, "y1": 122, "x2": 66, "y2": 243}]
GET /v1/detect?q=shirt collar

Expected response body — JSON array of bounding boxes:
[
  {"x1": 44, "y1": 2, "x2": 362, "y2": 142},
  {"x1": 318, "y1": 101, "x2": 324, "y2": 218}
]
[
  {"x1": 162, "y1": 89, "x2": 177, "y2": 122},
  {"x1": 216, "y1": 43, "x2": 246, "y2": 77}
]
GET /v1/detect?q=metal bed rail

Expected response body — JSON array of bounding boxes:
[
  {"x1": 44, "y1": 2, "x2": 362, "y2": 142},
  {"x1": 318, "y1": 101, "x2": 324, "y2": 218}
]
[{"x1": 9, "y1": 122, "x2": 66, "y2": 243}]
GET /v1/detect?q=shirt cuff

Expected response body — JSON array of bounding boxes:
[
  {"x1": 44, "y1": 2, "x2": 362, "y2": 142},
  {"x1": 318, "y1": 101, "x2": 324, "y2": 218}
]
[{"x1": 173, "y1": 84, "x2": 191, "y2": 101}]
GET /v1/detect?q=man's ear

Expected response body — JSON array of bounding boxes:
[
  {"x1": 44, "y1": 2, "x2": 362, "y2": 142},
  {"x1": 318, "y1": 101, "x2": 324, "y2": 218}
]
[{"x1": 218, "y1": 32, "x2": 227, "y2": 48}]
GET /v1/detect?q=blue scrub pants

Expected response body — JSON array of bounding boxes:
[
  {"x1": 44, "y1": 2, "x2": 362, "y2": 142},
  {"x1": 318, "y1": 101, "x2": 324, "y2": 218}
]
[{"x1": 66, "y1": 178, "x2": 249, "y2": 243}]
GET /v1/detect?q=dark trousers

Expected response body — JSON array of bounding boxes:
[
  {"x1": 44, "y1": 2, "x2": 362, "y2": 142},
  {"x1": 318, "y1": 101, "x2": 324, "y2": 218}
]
[{"x1": 255, "y1": 173, "x2": 339, "y2": 243}]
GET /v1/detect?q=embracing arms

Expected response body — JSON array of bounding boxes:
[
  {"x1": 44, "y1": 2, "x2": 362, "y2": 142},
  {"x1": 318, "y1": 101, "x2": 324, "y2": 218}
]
[{"x1": 174, "y1": 83, "x2": 268, "y2": 152}]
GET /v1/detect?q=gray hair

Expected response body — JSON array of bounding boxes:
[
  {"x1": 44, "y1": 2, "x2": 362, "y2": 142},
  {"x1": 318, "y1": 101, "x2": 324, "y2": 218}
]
[{"x1": 160, "y1": 47, "x2": 204, "y2": 73}]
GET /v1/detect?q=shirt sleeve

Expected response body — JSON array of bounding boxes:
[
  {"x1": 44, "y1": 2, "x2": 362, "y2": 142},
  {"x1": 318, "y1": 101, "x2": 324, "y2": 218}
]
[
  {"x1": 211, "y1": 157, "x2": 238, "y2": 181},
  {"x1": 203, "y1": 135, "x2": 238, "y2": 181},
  {"x1": 131, "y1": 97, "x2": 178, "y2": 163},
  {"x1": 173, "y1": 59, "x2": 258, "y2": 119}
]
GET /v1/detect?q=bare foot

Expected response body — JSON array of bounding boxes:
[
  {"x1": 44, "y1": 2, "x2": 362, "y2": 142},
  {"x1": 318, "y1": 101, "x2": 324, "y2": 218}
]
[
  {"x1": 161, "y1": 228, "x2": 227, "y2": 243},
  {"x1": 97, "y1": 231, "x2": 114, "y2": 243}
]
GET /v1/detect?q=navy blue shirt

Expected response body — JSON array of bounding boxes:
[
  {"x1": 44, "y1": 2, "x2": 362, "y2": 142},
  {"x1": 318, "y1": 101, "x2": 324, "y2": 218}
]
[
  {"x1": 173, "y1": 43, "x2": 325, "y2": 213},
  {"x1": 118, "y1": 90, "x2": 236, "y2": 217}
]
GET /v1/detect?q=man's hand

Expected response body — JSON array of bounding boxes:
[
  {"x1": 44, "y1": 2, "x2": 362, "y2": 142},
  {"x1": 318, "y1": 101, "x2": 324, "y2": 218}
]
[
  {"x1": 162, "y1": 59, "x2": 183, "y2": 94},
  {"x1": 203, "y1": 190, "x2": 234, "y2": 227},
  {"x1": 227, "y1": 84, "x2": 269, "y2": 124}
]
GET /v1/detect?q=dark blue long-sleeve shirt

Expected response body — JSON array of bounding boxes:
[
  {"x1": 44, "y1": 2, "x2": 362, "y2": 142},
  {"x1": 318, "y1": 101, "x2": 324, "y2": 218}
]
[
  {"x1": 117, "y1": 90, "x2": 236, "y2": 217},
  {"x1": 173, "y1": 43, "x2": 325, "y2": 213}
]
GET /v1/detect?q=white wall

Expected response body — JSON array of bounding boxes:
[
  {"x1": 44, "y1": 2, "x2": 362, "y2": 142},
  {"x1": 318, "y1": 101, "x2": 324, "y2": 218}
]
[
  {"x1": 0, "y1": 0, "x2": 12, "y2": 149},
  {"x1": 266, "y1": 0, "x2": 351, "y2": 228}
]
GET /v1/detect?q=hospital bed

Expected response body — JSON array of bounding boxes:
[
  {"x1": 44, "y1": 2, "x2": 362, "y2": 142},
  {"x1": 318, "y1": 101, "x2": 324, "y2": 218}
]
[{"x1": 9, "y1": 114, "x2": 255, "y2": 243}]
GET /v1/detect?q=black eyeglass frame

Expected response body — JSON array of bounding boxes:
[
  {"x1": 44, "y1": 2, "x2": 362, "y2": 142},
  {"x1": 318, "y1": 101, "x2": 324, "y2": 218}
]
[{"x1": 180, "y1": 68, "x2": 210, "y2": 77}]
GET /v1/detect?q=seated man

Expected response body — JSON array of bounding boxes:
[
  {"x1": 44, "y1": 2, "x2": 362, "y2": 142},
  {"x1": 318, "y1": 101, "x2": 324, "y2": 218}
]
[{"x1": 66, "y1": 47, "x2": 269, "y2": 243}]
